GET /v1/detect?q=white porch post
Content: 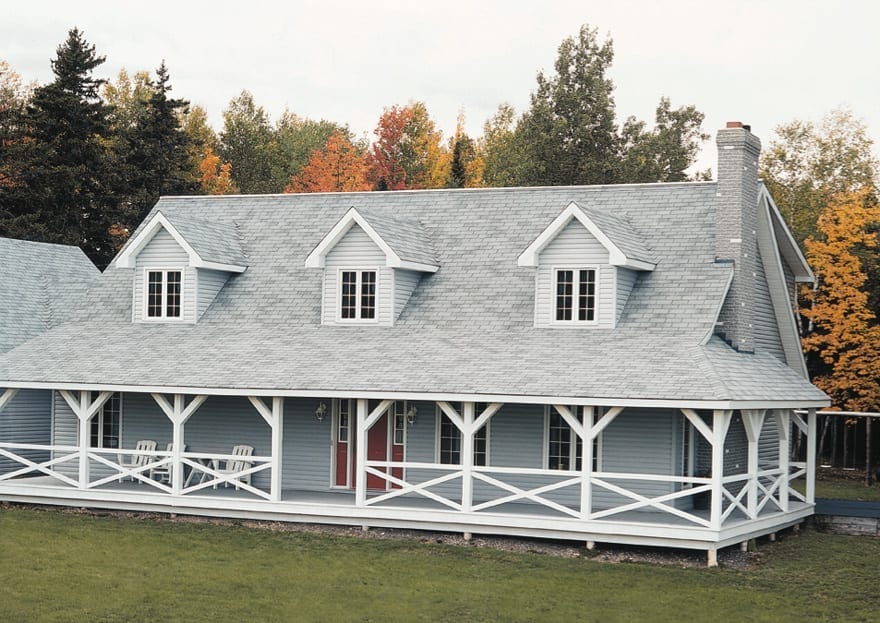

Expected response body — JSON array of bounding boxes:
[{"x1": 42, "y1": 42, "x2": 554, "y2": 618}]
[
  {"x1": 461, "y1": 402, "x2": 475, "y2": 512},
  {"x1": 775, "y1": 410, "x2": 790, "y2": 512},
  {"x1": 806, "y1": 408, "x2": 817, "y2": 504},
  {"x1": 77, "y1": 391, "x2": 91, "y2": 488},
  {"x1": 581, "y1": 406, "x2": 594, "y2": 519},
  {"x1": 355, "y1": 399, "x2": 368, "y2": 506},
  {"x1": 271, "y1": 397, "x2": 284, "y2": 502},
  {"x1": 710, "y1": 409, "x2": 732, "y2": 530},
  {"x1": 743, "y1": 410, "x2": 766, "y2": 519},
  {"x1": 58, "y1": 390, "x2": 113, "y2": 489},
  {"x1": 153, "y1": 393, "x2": 207, "y2": 495},
  {"x1": 247, "y1": 396, "x2": 285, "y2": 502}
]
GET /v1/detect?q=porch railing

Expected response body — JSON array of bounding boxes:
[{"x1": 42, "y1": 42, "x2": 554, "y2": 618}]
[{"x1": 0, "y1": 442, "x2": 80, "y2": 487}]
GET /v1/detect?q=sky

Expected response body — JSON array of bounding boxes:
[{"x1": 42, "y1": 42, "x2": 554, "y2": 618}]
[{"x1": 4, "y1": 0, "x2": 880, "y2": 175}]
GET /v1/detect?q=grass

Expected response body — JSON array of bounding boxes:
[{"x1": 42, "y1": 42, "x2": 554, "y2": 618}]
[
  {"x1": 793, "y1": 468, "x2": 880, "y2": 502},
  {"x1": 1, "y1": 508, "x2": 879, "y2": 623}
]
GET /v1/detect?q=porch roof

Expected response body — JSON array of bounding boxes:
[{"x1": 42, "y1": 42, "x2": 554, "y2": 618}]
[{"x1": 0, "y1": 184, "x2": 828, "y2": 405}]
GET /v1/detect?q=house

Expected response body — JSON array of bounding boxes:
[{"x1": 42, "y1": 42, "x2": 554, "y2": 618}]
[
  {"x1": 0, "y1": 237, "x2": 99, "y2": 473},
  {"x1": 0, "y1": 123, "x2": 828, "y2": 565}
]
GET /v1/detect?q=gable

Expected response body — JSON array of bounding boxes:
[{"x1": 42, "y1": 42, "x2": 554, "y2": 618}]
[
  {"x1": 135, "y1": 228, "x2": 189, "y2": 265},
  {"x1": 325, "y1": 224, "x2": 386, "y2": 265},
  {"x1": 538, "y1": 219, "x2": 609, "y2": 265}
]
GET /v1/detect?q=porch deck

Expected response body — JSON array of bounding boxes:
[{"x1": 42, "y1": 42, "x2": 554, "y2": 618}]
[{"x1": 0, "y1": 475, "x2": 813, "y2": 551}]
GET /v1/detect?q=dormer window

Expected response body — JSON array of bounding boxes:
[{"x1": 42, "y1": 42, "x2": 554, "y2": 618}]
[
  {"x1": 554, "y1": 268, "x2": 596, "y2": 323},
  {"x1": 146, "y1": 270, "x2": 182, "y2": 319},
  {"x1": 340, "y1": 269, "x2": 377, "y2": 321}
]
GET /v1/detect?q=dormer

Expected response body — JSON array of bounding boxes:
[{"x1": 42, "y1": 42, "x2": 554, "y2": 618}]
[
  {"x1": 305, "y1": 207, "x2": 438, "y2": 326},
  {"x1": 114, "y1": 211, "x2": 247, "y2": 323},
  {"x1": 518, "y1": 202, "x2": 656, "y2": 328}
]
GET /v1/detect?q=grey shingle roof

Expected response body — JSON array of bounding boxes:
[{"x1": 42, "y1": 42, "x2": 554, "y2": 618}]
[
  {"x1": 355, "y1": 207, "x2": 437, "y2": 266},
  {"x1": 0, "y1": 185, "x2": 827, "y2": 404},
  {"x1": 578, "y1": 202, "x2": 658, "y2": 266},
  {"x1": 162, "y1": 211, "x2": 247, "y2": 267},
  {"x1": 0, "y1": 238, "x2": 100, "y2": 353}
]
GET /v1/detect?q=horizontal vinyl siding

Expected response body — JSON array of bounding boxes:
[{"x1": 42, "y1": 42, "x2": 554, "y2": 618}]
[
  {"x1": 133, "y1": 229, "x2": 196, "y2": 323},
  {"x1": 282, "y1": 398, "x2": 332, "y2": 491},
  {"x1": 615, "y1": 268, "x2": 637, "y2": 324},
  {"x1": 534, "y1": 220, "x2": 614, "y2": 328},
  {"x1": 197, "y1": 269, "x2": 230, "y2": 319},
  {"x1": 323, "y1": 225, "x2": 392, "y2": 326},
  {"x1": 754, "y1": 245, "x2": 785, "y2": 361},
  {"x1": 393, "y1": 269, "x2": 421, "y2": 320},
  {"x1": 758, "y1": 412, "x2": 781, "y2": 469},
  {"x1": 0, "y1": 389, "x2": 51, "y2": 473}
]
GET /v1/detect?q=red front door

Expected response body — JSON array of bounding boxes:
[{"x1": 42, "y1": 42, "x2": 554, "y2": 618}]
[
  {"x1": 367, "y1": 414, "x2": 389, "y2": 490},
  {"x1": 336, "y1": 401, "x2": 405, "y2": 490}
]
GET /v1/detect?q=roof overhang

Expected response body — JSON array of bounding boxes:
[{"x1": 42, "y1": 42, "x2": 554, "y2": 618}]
[
  {"x1": 0, "y1": 379, "x2": 830, "y2": 410},
  {"x1": 114, "y1": 212, "x2": 247, "y2": 273},
  {"x1": 759, "y1": 185, "x2": 814, "y2": 283},
  {"x1": 305, "y1": 207, "x2": 439, "y2": 273},
  {"x1": 517, "y1": 202, "x2": 656, "y2": 271}
]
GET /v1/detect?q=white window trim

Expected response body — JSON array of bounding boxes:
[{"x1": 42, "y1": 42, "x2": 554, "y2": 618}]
[
  {"x1": 330, "y1": 398, "x2": 352, "y2": 489},
  {"x1": 543, "y1": 406, "x2": 601, "y2": 471},
  {"x1": 141, "y1": 267, "x2": 187, "y2": 322},
  {"x1": 434, "y1": 403, "x2": 491, "y2": 466},
  {"x1": 335, "y1": 267, "x2": 380, "y2": 324},
  {"x1": 549, "y1": 265, "x2": 600, "y2": 326}
]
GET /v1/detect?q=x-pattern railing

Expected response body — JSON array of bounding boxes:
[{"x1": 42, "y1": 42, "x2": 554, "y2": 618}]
[
  {"x1": 364, "y1": 461, "x2": 463, "y2": 510},
  {"x1": 180, "y1": 452, "x2": 272, "y2": 500},
  {"x1": 0, "y1": 442, "x2": 80, "y2": 487}
]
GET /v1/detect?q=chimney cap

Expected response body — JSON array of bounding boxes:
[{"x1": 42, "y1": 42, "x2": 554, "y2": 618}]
[{"x1": 726, "y1": 121, "x2": 751, "y2": 132}]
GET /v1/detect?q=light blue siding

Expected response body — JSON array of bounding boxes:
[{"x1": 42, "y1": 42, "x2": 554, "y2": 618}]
[
  {"x1": 197, "y1": 269, "x2": 230, "y2": 319},
  {"x1": 394, "y1": 269, "x2": 421, "y2": 320},
  {"x1": 615, "y1": 268, "x2": 638, "y2": 324},
  {"x1": 282, "y1": 398, "x2": 332, "y2": 491},
  {"x1": 0, "y1": 389, "x2": 51, "y2": 473},
  {"x1": 323, "y1": 225, "x2": 393, "y2": 326},
  {"x1": 754, "y1": 244, "x2": 785, "y2": 360},
  {"x1": 133, "y1": 228, "x2": 196, "y2": 323},
  {"x1": 534, "y1": 219, "x2": 615, "y2": 328}
]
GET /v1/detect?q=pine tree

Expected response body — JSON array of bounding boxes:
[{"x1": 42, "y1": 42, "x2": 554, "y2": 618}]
[{"x1": 2, "y1": 28, "x2": 116, "y2": 266}]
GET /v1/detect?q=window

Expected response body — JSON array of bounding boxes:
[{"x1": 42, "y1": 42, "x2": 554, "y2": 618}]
[
  {"x1": 554, "y1": 268, "x2": 596, "y2": 322},
  {"x1": 340, "y1": 270, "x2": 377, "y2": 320},
  {"x1": 337, "y1": 399, "x2": 350, "y2": 443},
  {"x1": 146, "y1": 270, "x2": 182, "y2": 319},
  {"x1": 546, "y1": 407, "x2": 599, "y2": 471},
  {"x1": 437, "y1": 403, "x2": 488, "y2": 466},
  {"x1": 90, "y1": 392, "x2": 121, "y2": 449},
  {"x1": 391, "y1": 401, "x2": 407, "y2": 445}
]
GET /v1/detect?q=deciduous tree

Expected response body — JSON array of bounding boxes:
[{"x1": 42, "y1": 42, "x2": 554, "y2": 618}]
[
  {"x1": 219, "y1": 90, "x2": 278, "y2": 194},
  {"x1": 285, "y1": 131, "x2": 369, "y2": 193},
  {"x1": 199, "y1": 147, "x2": 238, "y2": 195},
  {"x1": 801, "y1": 188, "x2": 880, "y2": 411},
  {"x1": 366, "y1": 102, "x2": 447, "y2": 190}
]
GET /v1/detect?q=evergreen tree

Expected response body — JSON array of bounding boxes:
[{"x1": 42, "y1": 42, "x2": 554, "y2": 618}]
[{"x1": 1, "y1": 28, "x2": 116, "y2": 266}]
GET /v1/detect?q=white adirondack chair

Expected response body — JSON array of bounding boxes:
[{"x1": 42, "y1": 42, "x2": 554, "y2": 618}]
[
  {"x1": 212, "y1": 444, "x2": 254, "y2": 490},
  {"x1": 149, "y1": 442, "x2": 186, "y2": 483},
  {"x1": 117, "y1": 439, "x2": 158, "y2": 482}
]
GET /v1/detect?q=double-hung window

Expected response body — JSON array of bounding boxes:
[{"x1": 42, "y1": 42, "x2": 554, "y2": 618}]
[
  {"x1": 90, "y1": 392, "x2": 121, "y2": 449},
  {"x1": 146, "y1": 270, "x2": 182, "y2": 319},
  {"x1": 546, "y1": 407, "x2": 599, "y2": 471},
  {"x1": 437, "y1": 403, "x2": 488, "y2": 466},
  {"x1": 554, "y1": 268, "x2": 596, "y2": 323},
  {"x1": 340, "y1": 270, "x2": 377, "y2": 320}
]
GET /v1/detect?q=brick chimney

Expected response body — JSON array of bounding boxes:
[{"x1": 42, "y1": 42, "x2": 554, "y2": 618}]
[{"x1": 715, "y1": 121, "x2": 761, "y2": 353}]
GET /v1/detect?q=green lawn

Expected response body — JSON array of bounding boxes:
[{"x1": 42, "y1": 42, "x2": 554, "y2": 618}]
[
  {"x1": 793, "y1": 469, "x2": 880, "y2": 502},
  {"x1": 1, "y1": 506, "x2": 878, "y2": 623}
]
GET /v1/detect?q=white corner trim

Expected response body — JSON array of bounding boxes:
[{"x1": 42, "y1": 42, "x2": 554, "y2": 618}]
[{"x1": 517, "y1": 202, "x2": 655, "y2": 271}]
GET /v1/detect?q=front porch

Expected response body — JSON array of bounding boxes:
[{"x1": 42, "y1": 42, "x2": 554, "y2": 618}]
[{"x1": 0, "y1": 388, "x2": 818, "y2": 557}]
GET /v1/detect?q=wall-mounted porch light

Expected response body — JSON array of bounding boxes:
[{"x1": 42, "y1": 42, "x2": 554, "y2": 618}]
[
  {"x1": 315, "y1": 402, "x2": 328, "y2": 421},
  {"x1": 406, "y1": 405, "x2": 418, "y2": 425}
]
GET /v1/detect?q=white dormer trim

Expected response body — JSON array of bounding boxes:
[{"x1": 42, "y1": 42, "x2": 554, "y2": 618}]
[
  {"x1": 517, "y1": 202, "x2": 656, "y2": 271},
  {"x1": 115, "y1": 212, "x2": 247, "y2": 273},
  {"x1": 305, "y1": 207, "x2": 439, "y2": 273}
]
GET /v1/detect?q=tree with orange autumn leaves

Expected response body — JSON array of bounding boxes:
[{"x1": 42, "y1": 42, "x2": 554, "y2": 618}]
[
  {"x1": 199, "y1": 147, "x2": 238, "y2": 195},
  {"x1": 285, "y1": 131, "x2": 369, "y2": 193},
  {"x1": 801, "y1": 188, "x2": 880, "y2": 411}
]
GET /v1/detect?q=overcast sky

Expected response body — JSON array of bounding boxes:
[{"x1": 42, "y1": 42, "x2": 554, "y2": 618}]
[{"x1": 4, "y1": 0, "x2": 879, "y2": 175}]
